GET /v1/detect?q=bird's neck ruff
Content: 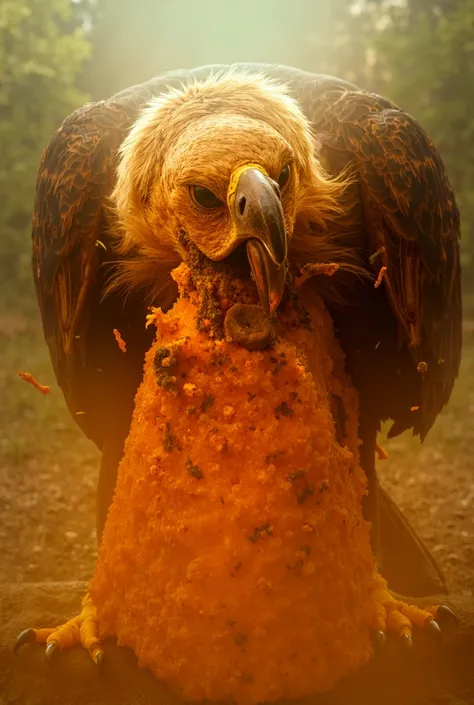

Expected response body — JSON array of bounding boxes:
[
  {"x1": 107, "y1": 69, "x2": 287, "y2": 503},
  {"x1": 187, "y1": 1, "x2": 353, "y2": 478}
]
[
  {"x1": 103, "y1": 70, "x2": 369, "y2": 310},
  {"x1": 104, "y1": 165, "x2": 367, "y2": 312}
]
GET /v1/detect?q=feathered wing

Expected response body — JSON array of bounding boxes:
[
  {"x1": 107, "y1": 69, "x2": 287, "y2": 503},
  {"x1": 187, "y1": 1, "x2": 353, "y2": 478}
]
[
  {"x1": 31, "y1": 70, "x2": 200, "y2": 449},
  {"x1": 308, "y1": 87, "x2": 462, "y2": 440},
  {"x1": 31, "y1": 99, "x2": 152, "y2": 448},
  {"x1": 32, "y1": 102, "x2": 120, "y2": 382}
]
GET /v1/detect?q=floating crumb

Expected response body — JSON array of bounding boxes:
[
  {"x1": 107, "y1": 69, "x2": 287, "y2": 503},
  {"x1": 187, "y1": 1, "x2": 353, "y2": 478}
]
[
  {"x1": 295, "y1": 262, "x2": 340, "y2": 289},
  {"x1": 374, "y1": 266, "x2": 387, "y2": 288},
  {"x1": 113, "y1": 328, "x2": 127, "y2": 353},
  {"x1": 375, "y1": 443, "x2": 389, "y2": 460},
  {"x1": 410, "y1": 405, "x2": 420, "y2": 411},
  {"x1": 76, "y1": 411, "x2": 86, "y2": 416},
  {"x1": 18, "y1": 371, "x2": 51, "y2": 395},
  {"x1": 417, "y1": 361, "x2": 428, "y2": 374},
  {"x1": 369, "y1": 246, "x2": 386, "y2": 264}
]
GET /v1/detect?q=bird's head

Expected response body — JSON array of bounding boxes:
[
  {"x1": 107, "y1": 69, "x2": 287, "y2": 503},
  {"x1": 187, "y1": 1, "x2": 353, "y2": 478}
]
[{"x1": 110, "y1": 70, "x2": 348, "y2": 312}]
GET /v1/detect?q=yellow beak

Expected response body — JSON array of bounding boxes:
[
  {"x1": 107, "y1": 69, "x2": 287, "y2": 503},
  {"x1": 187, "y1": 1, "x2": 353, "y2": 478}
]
[{"x1": 227, "y1": 164, "x2": 288, "y2": 315}]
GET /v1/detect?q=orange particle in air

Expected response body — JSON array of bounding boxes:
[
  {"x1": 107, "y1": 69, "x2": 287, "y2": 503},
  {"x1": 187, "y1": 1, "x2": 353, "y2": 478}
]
[
  {"x1": 113, "y1": 328, "x2": 127, "y2": 353},
  {"x1": 374, "y1": 266, "x2": 387, "y2": 288},
  {"x1": 375, "y1": 443, "x2": 389, "y2": 460},
  {"x1": 18, "y1": 371, "x2": 51, "y2": 395}
]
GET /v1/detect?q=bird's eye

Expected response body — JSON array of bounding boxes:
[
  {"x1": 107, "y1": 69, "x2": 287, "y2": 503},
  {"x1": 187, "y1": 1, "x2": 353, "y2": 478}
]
[
  {"x1": 277, "y1": 164, "x2": 291, "y2": 190},
  {"x1": 190, "y1": 185, "x2": 223, "y2": 209}
]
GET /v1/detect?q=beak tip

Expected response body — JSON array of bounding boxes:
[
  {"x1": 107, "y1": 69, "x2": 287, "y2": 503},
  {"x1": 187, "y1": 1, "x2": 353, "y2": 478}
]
[
  {"x1": 232, "y1": 167, "x2": 288, "y2": 316},
  {"x1": 247, "y1": 239, "x2": 287, "y2": 316},
  {"x1": 269, "y1": 291, "x2": 282, "y2": 316}
]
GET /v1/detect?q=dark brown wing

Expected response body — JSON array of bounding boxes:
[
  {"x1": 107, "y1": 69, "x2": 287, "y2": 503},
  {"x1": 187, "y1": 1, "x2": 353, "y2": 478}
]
[
  {"x1": 32, "y1": 99, "x2": 151, "y2": 448},
  {"x1": 32, "y1": 102, "x2": 120, "y2": 382},
  {"x1": 309, "y1": 88, "x2": 462, "y2": 440}
]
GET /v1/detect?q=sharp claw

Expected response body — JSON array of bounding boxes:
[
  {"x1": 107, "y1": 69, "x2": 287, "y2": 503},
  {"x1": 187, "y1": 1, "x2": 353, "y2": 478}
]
[
  {"x1": 401, "y1": 633, "x2": 413, "y2": 650},
  {"x1": 373, "y1": 630, "x2": 386, "y2": 650},
  {"x1": 45, "y1": 641, "x2": 60, "y2": 663},
  {"x1": 13, "y1": 628, "x2": 36, "y2": 654},
  {"x1": 436, "y1": 604, "x2": 458, "y2": 627},
  {"x1": 96, "y1": 650, "x2": 104, "y2": 674},
  {"x1": 427, "y1": 619, "x2": 442, "y2": 638}
]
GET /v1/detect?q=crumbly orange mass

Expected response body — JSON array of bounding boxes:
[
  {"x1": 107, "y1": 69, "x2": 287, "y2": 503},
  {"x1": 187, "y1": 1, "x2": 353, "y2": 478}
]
[{"x1": 89, "y1": 260, "x2": 377, "y2": 704}]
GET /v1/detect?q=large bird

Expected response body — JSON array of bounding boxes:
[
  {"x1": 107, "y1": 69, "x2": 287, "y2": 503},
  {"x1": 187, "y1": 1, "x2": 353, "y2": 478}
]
[{"x1": 31, "y1": 64, "x2": 461, "y2": 602}]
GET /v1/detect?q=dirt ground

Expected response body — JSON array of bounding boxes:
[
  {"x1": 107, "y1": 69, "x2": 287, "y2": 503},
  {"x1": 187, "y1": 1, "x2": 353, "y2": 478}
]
[{"x1": 0, "y1": 310, "x2": 473, "y2": 596}]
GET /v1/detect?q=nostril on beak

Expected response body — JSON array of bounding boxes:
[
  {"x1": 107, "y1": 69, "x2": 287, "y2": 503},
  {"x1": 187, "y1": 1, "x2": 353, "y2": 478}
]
[
  {"x1": 271, "y1": 181, "x2": 281, "y2": 200},
  {"x1": 237, "y1": 194, "x2": 247, "y2": 217}
]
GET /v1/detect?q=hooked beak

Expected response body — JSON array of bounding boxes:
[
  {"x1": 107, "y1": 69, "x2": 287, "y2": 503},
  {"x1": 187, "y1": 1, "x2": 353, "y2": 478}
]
[{"x1": 229, "y1": 166, "x2": 287, "y2": 315}]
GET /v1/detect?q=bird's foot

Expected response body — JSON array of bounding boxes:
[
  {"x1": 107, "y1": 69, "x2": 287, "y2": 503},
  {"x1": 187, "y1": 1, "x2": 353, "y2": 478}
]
[
  {"x1": 13, "y1": 592, "x2": 103, "y2": 667},
  {"x1": 371, "y1": 572, "x2": 456, "y2": 649}
]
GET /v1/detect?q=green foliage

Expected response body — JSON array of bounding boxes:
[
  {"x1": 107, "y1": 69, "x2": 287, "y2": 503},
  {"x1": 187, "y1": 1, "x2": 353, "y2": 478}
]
[{"x1": 0, "y1": 0, "x2": 90, "y2": 307}]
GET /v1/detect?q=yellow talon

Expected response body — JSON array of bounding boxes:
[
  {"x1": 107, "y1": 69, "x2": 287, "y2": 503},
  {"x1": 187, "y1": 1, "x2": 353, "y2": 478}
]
[
  {"x1": 371, "y1": 573, "x2": 440, "y2": 641},
  {"x1": 14, "y1": 592, "x2": 102, "y2": 664}
]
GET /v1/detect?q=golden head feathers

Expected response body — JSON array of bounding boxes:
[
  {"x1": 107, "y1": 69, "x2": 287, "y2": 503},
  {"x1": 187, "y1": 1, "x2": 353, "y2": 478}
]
[{"x1": 108, "y1": 70, "x2": 354, "y2": 304}]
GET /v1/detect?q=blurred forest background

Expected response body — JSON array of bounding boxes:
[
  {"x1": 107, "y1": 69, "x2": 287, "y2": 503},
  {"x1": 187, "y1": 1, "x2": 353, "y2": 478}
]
[{"x1": 0, "y1": 0, "x2": 473, "y2": 592}]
